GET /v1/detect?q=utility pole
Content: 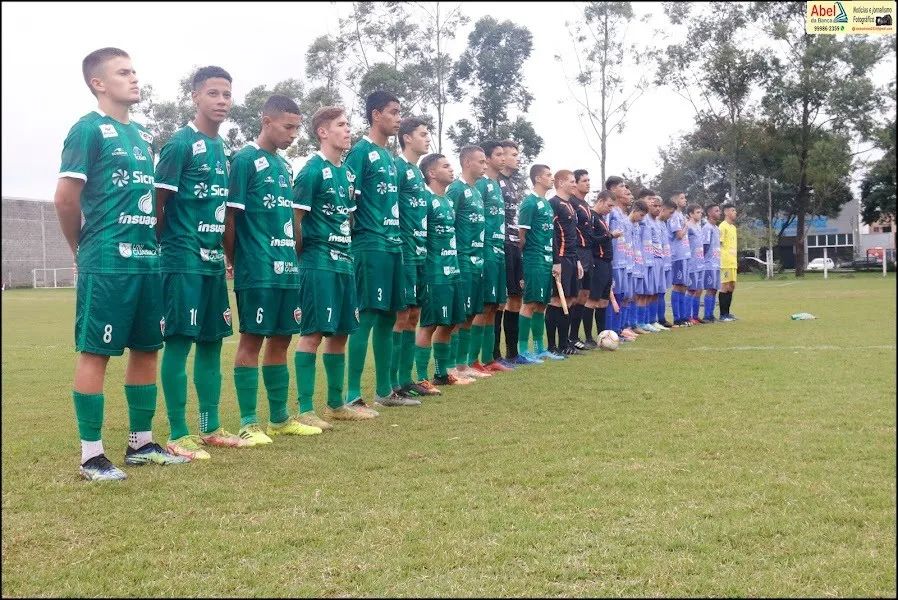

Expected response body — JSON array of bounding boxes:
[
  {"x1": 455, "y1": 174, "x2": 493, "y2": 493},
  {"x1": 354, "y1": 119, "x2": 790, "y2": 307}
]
[{"x1": 767, "y1": 179, "x2": 774, "y2": 279}]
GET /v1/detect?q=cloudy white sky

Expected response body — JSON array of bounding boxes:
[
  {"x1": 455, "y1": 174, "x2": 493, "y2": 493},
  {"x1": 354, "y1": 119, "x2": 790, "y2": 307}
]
[{"x1": 1, "y1": 2, "x2": 893, "y2": 201}]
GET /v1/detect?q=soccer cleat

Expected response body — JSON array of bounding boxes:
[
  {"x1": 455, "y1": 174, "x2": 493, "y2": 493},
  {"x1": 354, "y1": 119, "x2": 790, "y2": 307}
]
[
  {"x1": 561, "y1": 347, "x2": 583, "y2": 356},
  {"x1": 497, "y1": 358, "x2": 518, "y2": 369},
  {"x1": 124, "y1": 442, "x2": 191, "y2": 466},
  {"x1": 719, "y1": 314, "x2": 736, "y2": 322},
  {"x1": 267, "y1": 416, "x2": 323, "y2": 437},
  {"x1": 167, "y1": 435, "x2": 211, "y2": 461},
  {"x1": 238, "y1": 423, "x2": 274, "y2": 446},
  {"x1": 469, "y1": 362, "x2": 495, "y2": 377},
  {"x1": 433, "y1": 372, "x2": 462, "y2": 386},
  {"x1": 511, "y1": 354, "x2": 539, "y2": 366},
  {"x1": 450, "y1": 369, "x2": 478, "y2": 384},
  {"x1": 79, "y1": 454, "x2": 127, "y2": 481},
  {"x1": 652, "y1": 322, "x2": 670, "y2": 331},
  {"x1": 582, "y1": 338, "x2": 599, "y2": 350},
  {"x1": 633, "y1": 325, "x2": 652, "y2": 334},
  {"x1": 537, "y1": 350, "x2": 566, "y2": 361},
  {"x1": 520, "y1": 352, "x2": 546, "y2": 364},
  {"x1": 323, "y1": 404, "x2": 376, "y2": 421},
  {"x1": 485, "y1": 360, "x2": 513, "y2": 373},
  {"x1": 571, "y1": 339, "x2": 587, "y2": 350},
  {"x1": 347, "y1": 397, "x2": 380, "y2": 418},
  {"x1": 659, "y1": 319, "x2": 675, "y2": 328},
  {"x1": 298, "y1": 411, "x2": 334, "y2": 431},
  {"x1": 374, "y1": 391, "x2": 421, "y2": 407},
  {"x1": 621, "y1": 327, "x2": 639, "y2": 337},
  {"x1": 201, "y1": 427, "x2": 251, "y2": 448},
  {"x1": 457, "y1": 364, "x2": 490, "y2": 379},
  {"x1": 414, "y1": 379, "x2": 442, "y2": 395}
]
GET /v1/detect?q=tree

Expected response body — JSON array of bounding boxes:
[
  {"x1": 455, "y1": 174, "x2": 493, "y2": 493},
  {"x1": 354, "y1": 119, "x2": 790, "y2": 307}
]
[
  {"x1": 758, "y1": 1, "x2": 890, "y2": 275},
  {"x1": 305, "y1": 35, "x2": 345, "y2": 102},
  {"x1": 559, "y1": 2, "x2": 650, "y2": 182},
  {"x1": 228, "y1": 79, "x2": 306, "y2": 156},
  {"x1": 410, "y1": 2, "x2": 468, "y2": 152},
  {"x1": 861, "y1": 120, "x2": 897, "y2": 226},
  {"x1": 447, "y1": 16, "x2": 543, "y2": 161},
  {"x1": 136, "y1": 72, "x2": 195, "y2": 149},
  {"x1": 657, "y1": 2, "x2": 768, "y2": 205}
]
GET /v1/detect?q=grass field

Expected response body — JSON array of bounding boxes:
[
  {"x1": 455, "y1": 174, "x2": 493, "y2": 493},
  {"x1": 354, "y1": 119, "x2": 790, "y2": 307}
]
[{"x1": 2, "y1": 273, "x2": 895, "y2": 597}]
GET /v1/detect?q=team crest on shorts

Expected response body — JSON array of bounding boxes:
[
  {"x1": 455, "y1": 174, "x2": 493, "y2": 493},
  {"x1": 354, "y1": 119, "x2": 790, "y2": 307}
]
[
  {"x1": 160, "y1": 317, "x2": 166, "y2": 334},
  {"x1": 223, "y1": 308, "x2": 232, "y2": 326},
  {"x1": 294, "y1": 308, "x2": 302, "y2": 323}
]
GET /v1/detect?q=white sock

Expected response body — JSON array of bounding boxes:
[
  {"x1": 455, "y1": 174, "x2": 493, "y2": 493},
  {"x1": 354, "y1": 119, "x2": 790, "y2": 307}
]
[
  {"x1": 128, "y1": 431, "x2": 152, "y2": 450},
  {"x1": 81, "y1": 440, "x2": 104, "y2": 464}
]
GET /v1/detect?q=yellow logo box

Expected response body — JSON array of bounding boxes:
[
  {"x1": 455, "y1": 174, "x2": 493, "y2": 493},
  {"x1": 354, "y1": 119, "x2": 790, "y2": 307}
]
[{"x1": 806, "y1": 1, "x2": 897, "y2": 34}]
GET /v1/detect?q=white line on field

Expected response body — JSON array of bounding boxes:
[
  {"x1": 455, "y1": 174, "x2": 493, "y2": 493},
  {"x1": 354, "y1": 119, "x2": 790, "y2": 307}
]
[{"x1": 627, "y1": 344, "x2": 895, "y2": 352}]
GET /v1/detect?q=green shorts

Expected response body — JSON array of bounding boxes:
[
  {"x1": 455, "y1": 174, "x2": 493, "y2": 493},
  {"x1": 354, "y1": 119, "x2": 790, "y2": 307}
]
[
  {"x1": 162, "y1": 272, "x2": 233, "y2": 342},
  {"x1": 420, "y1": 280, "x2": 466, "y2": 327},
  {"x1": 355, "y1": 249, "x2": 404, "y2": 313},
  {"x1": 482, "y1": 260, "x2": 508, "y2": 305},
  {"x1": 298, "y1": 268, "x2": 359, "y2": 336},
  {"x1": 235, "y1": 287, "x2": 301, "y2": 337},
  {"x1": 460, "y1": 270, "x2": 485, "y2": 317},
  {"x1": 75, "y1": 272, "x2": 164, "y2": 356},
  {"x1": 522, "y1": 263, "x2": 552, "y2": 305},
  {"x1": 402, "y1": 261, "x2": 426, "y2": 308}
]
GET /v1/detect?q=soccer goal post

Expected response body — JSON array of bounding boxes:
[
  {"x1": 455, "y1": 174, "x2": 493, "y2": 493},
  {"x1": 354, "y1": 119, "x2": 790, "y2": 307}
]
[{"x1": 32, "y1": 267, "x2": 77, "y2": 289}]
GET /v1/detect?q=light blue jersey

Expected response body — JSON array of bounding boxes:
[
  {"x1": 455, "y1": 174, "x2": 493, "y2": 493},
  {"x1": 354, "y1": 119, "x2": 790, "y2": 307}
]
[
  {"x1": 667, "y1": 210, "x2": 690, "y2": 262},
  {"x1": 608, "y1": 206, "x2": 631, "y2": 270},
  {"x1": 702, "y1": 221, "x2": 721, "y2": 270},
  {"x1": 687, "y1": 222, "x2": 705, "y2": 273}
]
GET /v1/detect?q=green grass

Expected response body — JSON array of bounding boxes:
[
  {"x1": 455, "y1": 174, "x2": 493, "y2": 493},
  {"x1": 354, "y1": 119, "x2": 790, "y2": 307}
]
[{"x1": 2, "y1": 273, "x2": 895, "y2": 597}]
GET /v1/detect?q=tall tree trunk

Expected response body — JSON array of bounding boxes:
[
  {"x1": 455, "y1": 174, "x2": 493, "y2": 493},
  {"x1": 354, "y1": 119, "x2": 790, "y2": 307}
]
[
  {"x1": 600, "y1": 11, "x2": 609, "y2": 184},
  {"x1": 794, "y1": 99, "x2": 811, "y2": 278}
]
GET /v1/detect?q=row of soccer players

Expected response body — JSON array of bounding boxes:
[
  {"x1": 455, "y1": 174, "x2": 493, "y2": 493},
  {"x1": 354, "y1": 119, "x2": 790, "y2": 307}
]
[{"x1": 54, "y1": 49, "x2": 737, "y2": 482}]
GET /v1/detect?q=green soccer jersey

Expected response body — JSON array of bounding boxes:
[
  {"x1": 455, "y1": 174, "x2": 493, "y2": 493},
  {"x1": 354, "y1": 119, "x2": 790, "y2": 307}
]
[
  {"x1": 227, "y1": 142, "x2": 299, "y2": 290},
  {"x1": 475, "y1": 176, "x2": 505, "y2": 264},
  {"x1": 58, "y1": 110, "x2": 158, "y2": 274},
  {"x1": 447, "y1": 179, "x2": 485, "y2": 274},
  {"x1": 344, "y1": 136, "x2": 400, "y2": 252},
  {"x1": 293, "y1": 152, "x2": 356, "y2": 274},
  {"x1": 518, "y1": 192, "x2": 554, "y2": 267},
  {"x1": 155, "y1": 122, "x2": 231, "y2": 274},
  {"x1": 394, "y1": 153, "x2": 427, "y2": 264},
  {"x1": 423, "y1": 186, "x2": 460, "y2": 284}
]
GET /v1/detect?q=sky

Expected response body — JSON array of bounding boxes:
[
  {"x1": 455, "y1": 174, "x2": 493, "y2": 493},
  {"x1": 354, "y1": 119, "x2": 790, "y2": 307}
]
[{"x1": 1, "y1": 2, "x2": 893, "y2": 201}]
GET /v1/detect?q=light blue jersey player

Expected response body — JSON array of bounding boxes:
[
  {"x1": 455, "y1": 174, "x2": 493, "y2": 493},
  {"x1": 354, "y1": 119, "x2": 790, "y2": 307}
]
[
  {"x1": 686, "y1": 204, "x2": 705, "y2": 323},
  {"x1": 666, "y1": 195, "x2": 691, "y2": 326},
  {"x1": 702, "y1": 204, "x2": 722, "y2": 322}
]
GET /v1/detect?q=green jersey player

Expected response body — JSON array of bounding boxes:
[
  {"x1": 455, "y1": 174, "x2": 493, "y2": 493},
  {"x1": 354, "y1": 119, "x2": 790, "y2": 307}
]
[
  {"x1": 412, "y1": 153, "x2": 467, "y2": 389},
  {"x1": 223, "y1": 95, "x2": 322, "y2": 446},
  {"x1": 515, "y1": 164, "x2": 556, "y2": 364},
  {"x1": 54, "y1": 47, "x2": 187, "y2": 481},
  {"x1": 446, "y1": 146, "x2": 488, "y2": 384},
  {"x1": 292, "y1": 106, "x2": 377, "y2": 427},
  {"x1": 390, "y1": 116, "x2": 435, "y2": 401},
  {"x1": 155, "y1": 66, "x2": 248, "y2": 461},
  {"x1": 344, "y1": 91, "x2": 412, "y2": 411},
  {"x1": 470, "y1": 140, "x2": 513, "y2": 375}
]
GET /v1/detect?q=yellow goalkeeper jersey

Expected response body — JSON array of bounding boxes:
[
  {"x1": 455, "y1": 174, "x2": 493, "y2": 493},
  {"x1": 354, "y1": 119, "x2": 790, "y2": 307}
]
[{"x1": 719, "y1": 221, "x2": 738, "y2": 269}]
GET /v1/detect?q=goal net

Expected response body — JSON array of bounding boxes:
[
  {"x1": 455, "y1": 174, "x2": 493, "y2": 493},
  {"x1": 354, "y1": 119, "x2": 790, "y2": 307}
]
[{"x1": 32, "y1": 267, "x2": 77, "y2": 289}]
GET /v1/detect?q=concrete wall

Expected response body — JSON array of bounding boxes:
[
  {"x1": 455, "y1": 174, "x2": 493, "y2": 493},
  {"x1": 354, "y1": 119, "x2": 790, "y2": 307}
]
[{"x1": 2, "y1": 197, "x2": 74, "y2": 288}]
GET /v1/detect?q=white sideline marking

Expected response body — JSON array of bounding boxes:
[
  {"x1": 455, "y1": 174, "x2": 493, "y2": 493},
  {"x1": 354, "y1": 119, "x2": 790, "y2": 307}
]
[{"x1": 629, "y1": 344, "x2": 896, "y2": 352}]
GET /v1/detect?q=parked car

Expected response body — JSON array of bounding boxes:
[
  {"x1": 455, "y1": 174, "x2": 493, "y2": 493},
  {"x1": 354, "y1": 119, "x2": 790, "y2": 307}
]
[
  {"x1": 846, "y1": 257, "x2": 884, "y2": 271},
  {"x1": 807, "y1": 257, "x2": 835, "y2": 271}
]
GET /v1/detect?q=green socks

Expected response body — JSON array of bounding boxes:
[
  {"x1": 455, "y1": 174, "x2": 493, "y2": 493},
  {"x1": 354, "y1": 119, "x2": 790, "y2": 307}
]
[
  {"x1": 294, "y1": 352, "x2": 316, "y2": 414},
  {"x1": 372, "y1": 312, "x2": 397, "y2": 397},
  {"x1": 531, "y1": 311, "x2": 546, "y2": 353},
  {"x1": 125, "y1": 384, "x2": 157, "y2": 433},
  {"x1": 518, "y1": 314, "x2": 532, "y2": 355},
  {"x1": 347, "y1": 310, "x2": 376, "y2": 401},
  {"x1": 433, "y1": 341, "x2": 450, "y2": 377},
  {"x1": 480, "y1": 324, "x2": 495, "y2": 364},
  {"x1": 160, "y1": 335, "x2": 191, "y2": 440},
  {"x1": 449, "y1": 333, "x2": 459, "y2": 369},
  {"x1": 468, "y1": 325, "x2": 484, "y2": 365},
  {"x1": 234, "y1": 366, "x2": 259, "y2": 427},
  {"x1": 457, "y1": 328, "x2": 471, "y2": 368},
  {"x1": 262, "y1": 364, "x2": 289, "y2": 425},
  {"x1": 398, "y1": 330, "x2": 416, "y2": 386},
  {"x1": 415, "y1": 344, "x2": 431, "y2": 381},
  {"x1": 194, "y1": 340, "x2": 222, "y2": 435},
  {"x1": 322, "y1": 353, "x2": 346, "y2": 409},
  {"x1": 389, "y1": 330, "x2": 401, "y2": 390},
  {"x1": 72, "y1": 391, "x2": 103, "y2": 442}
]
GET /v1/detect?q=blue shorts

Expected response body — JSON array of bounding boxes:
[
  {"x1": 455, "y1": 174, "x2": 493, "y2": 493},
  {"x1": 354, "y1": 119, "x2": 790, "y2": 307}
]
[
  {"x1": 687, "y1": 269, "x2": 703, "y2": 292},
  {"x1": 612, "y1": 267, "x2": 631, "y2": 300},
  {"x1": 664, "y1": 267, "x2": 673, "y2": 289},
  {"x1": 633, "y1": 270, "x2": 653, "y2": 296},
  {"x1": 671, "y1": 259, "x2": 687, "y2": 286},
  {"x1": 653, "y1": 264, "x2": 666, "y2": 293},
  {"x1": 703, "y1": 269, "x2": 720, "y2": 291}
]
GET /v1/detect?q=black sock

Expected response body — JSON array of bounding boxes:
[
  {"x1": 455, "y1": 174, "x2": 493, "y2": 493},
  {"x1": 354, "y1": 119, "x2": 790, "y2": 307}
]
[
  {"x1": 558, "y1": 309, "x2": 571, "y2": 350},
  {"x1": 595, "y1": 306, "x2": 607, "y2": 333},
  {"x1": 569, "y1": 304, "x2": 582, "y2": 342},
  {"x1": 719, "y1": 292, "x2": 731, "y2": 316},
  {"x1": 545, "y1": 305, "x2": 559, "y2": 350},
  {"x1": 582, "y1": 306, "x2": 595, "y2": 339},
  {"x1": 504, "y1": 311, "x2": 519, "y2": 358},
  {"x1": 725, "y1": 291, "x2": 734, "y2": 315},
  {"x1": 493, "y1": 309, "x2": 504, "y2": 359}
]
